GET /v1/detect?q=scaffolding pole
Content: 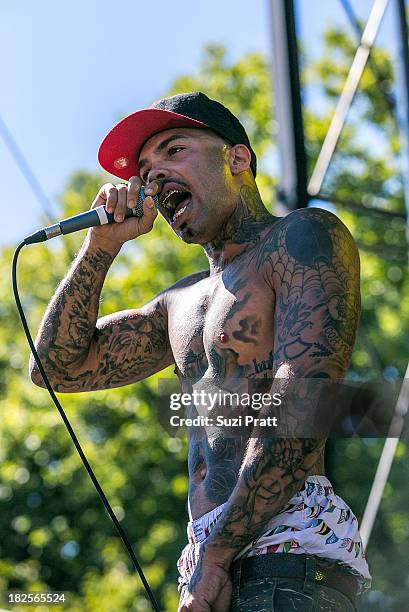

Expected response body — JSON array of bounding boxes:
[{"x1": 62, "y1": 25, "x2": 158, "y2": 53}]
[{"x1": 269, "y1": 0, "x2": 308, "y2": 211}]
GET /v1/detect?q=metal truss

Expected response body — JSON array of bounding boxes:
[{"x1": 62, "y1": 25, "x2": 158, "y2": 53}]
[{"x1": 269, "y1": 0, "x2": 409, "y2": 220}]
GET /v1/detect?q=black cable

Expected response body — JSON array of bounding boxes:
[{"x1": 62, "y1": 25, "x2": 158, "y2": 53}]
[{"x1": 12, "y1": 241, "x2": 160, "y2": 612}]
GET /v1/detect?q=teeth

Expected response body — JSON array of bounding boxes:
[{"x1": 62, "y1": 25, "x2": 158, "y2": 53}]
[
  {"x1": 173, "y1": 204, "x2": 187, "y2": 221},
  {"x1": 163, "y1": 189, "x2": 184, "y2": 209}
]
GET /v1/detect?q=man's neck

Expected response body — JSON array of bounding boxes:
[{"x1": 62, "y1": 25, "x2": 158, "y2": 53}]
[{"x1": 204, "y1": 184, "x2": 275, "y2": 273}]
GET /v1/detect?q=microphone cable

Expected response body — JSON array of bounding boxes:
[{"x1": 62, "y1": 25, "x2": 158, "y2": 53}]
[{"x1": 12, "y1": 240, "x2": 161, "y2": 612}]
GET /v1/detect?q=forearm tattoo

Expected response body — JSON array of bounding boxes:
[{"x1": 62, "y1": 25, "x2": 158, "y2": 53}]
[
  {"x1": 31, "y1": 246, "x2": 113, "y2": 379},
  {"x1": 31, "y1": 244, "x2": 171, "y2": 392},
  {"x1": 202, "y1": 437, "x2": 325, "y2": 560}
]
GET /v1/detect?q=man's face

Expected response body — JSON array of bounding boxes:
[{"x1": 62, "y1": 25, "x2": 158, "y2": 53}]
[{"x1": 138, "y1": 127, "x2": 237, "y2": 244}]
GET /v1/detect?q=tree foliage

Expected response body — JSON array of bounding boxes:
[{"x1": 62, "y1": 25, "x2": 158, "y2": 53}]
[{"x1": 1, "y1": 33, "x2": 408, "y2": 611}]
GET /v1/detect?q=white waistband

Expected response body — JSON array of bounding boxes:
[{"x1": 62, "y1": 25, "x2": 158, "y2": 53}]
[{"x1": 189, "y1": 475, "x2": 332, "y2": 541}]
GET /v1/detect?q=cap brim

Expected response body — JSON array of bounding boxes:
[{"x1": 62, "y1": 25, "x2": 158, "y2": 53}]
[{"x1": 98, "y1": 108, "x2": 208, "y2": 180}]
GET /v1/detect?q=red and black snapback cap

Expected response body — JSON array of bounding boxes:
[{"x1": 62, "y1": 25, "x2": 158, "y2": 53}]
[{"x1": 98, "y1": 91, "x2": 257, "y2": 180}]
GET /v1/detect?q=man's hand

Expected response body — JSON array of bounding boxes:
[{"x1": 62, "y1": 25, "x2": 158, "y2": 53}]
[
  {"x1": 178, "y1": 561, "x2": 232, "y2": 612},
  {"x1": 88, "y1": 176, "x2": 160, "y2": 254}
]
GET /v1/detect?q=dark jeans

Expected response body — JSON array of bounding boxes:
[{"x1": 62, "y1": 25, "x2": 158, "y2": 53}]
[{"x1": 229, "y1": 555, "x2": 359, "y2": 611}]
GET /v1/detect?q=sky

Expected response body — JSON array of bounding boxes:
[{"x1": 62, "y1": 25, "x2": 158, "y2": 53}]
[{"x1": 0, "y1": 0, "x2": 405, "y2": 246}]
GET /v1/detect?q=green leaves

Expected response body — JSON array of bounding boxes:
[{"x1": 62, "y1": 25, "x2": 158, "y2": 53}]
[{"x1": 1, "y1": 33, "x2": 408, "y2": 610}]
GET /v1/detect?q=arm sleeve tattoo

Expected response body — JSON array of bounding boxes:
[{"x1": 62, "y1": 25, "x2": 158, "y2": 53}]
[
  {"x1": 196, "y1": 209, "x2": 361, "y2": 570},
  {"x1": 30, "y1": 240, "x2": 173, "y2": 392}
]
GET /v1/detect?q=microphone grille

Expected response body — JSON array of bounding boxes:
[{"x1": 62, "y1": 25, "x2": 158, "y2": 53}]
[{"x1": 132, "y1": 188, "x2": 159, "y2": 217}]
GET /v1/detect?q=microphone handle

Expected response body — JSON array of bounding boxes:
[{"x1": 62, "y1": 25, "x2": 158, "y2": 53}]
[
  {"x1": 24, "y1": 193, "x2": 159, "y2": 245},
  {"x1": 59, "y1": 203, "x2": 143, "y2": 235}
]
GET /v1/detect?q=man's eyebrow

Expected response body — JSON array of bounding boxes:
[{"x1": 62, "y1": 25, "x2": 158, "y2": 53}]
[{"x1": 138, "y1": 134, "x2": 190, "y2": 170}]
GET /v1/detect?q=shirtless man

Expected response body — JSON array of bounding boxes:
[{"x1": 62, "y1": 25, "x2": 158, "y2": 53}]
[{"x1": 31, "y1": 92, "x2": 371, "y2": 611}]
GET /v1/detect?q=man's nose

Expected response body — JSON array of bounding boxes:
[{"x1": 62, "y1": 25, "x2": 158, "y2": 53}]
[{"x1": 147, "y1": 164, "x2": 170, "y2": 184}]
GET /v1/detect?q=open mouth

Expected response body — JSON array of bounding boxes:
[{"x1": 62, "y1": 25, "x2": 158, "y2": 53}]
[{"x1": 161, "y1": 189, "x2": 192, "y2": 223}]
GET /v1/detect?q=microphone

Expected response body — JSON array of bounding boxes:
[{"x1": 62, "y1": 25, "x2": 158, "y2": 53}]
[{"x1": 23, "y1": 188, "x2": 159, "y2": 245}]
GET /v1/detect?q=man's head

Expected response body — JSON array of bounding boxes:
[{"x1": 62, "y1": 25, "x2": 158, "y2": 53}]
[
  {"x1": 98, "y1": 92, "x2": 258, "y2": 243},
  {"x1": 138, "y1": 126, "x2": 256, "y2": 243}
]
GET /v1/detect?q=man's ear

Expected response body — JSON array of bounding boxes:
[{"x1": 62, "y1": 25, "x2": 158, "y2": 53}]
[{"x1": 228, "y1": 144, "x2": 252, "y2": 175}]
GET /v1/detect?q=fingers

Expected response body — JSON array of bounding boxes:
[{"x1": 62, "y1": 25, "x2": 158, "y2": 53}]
[
  {"x1": 89, "y1": 178, "x2": 159, "y2": 244},
  {"x1": 144, "y1": 180, "x2": 161, "y2": 198},
  {"x1": 177, "y1": 594, "x2": 209, "y2": 611},
  {"x1": 212, "y1": 581, "x2": 233, "y2": 612},
  {"x1": 136, "y1": 196, "x2": 158, "y2": 235},
  {"x1": 127, "y1": 176, "x2": 142, "y2": 209},
  {"x1": 91, "y1": 183, "x2": 116, "y2": 209},
  {"x1": 115, "y1": 183, "x2": 127, "y2": 222},
  {"x1": 92, "y1": 177, "x2": 161, "y2": 212},
  {"x1": 92, "y1": 179, "x2": 142, "y2": 220}
]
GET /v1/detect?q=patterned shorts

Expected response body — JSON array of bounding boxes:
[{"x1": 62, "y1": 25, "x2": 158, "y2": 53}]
[{"x1": 177, "y1": 475, "x2": 371, "y2": 595}]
